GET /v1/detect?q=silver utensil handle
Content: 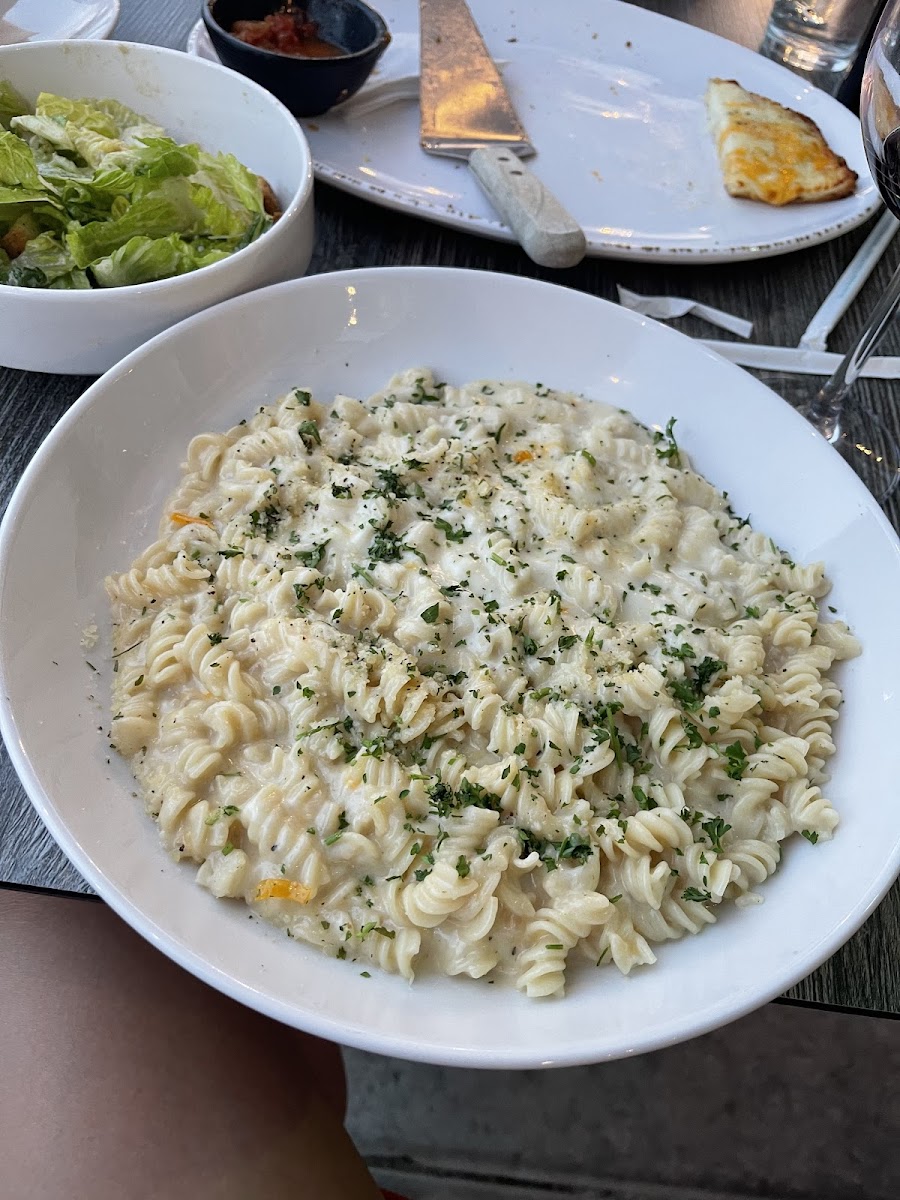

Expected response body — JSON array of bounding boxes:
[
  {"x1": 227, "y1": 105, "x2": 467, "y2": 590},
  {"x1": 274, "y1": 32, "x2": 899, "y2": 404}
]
[{"x1": 469, "y1": 145, "x2": 587, "y2": 269}]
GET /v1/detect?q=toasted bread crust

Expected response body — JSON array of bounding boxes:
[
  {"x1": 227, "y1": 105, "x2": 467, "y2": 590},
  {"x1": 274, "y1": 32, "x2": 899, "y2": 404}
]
[{"x1": 706, "y1": 77, "x2": 857, "y2": 206}]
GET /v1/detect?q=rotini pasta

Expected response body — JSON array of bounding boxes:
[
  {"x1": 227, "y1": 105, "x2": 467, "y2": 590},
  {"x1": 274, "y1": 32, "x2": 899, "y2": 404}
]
[{"x1": 107, "y1": 371, "x2": 859, "y2": 997}]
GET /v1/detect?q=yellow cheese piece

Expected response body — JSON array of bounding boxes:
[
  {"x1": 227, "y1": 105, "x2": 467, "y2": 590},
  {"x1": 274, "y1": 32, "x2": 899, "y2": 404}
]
[{"x1": 705, "y1": 78, "x2": 857, "y2": 206}]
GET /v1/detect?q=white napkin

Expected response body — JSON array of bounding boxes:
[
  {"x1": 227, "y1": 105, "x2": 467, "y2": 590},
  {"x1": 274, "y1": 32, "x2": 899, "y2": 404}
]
[{"x1": 617, "y1": 286, "x2": 754, "y2": 339}]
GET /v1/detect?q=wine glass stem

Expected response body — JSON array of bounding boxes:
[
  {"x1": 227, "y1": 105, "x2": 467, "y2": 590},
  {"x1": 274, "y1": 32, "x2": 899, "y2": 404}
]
[{"x1": 808, "y1": 257, "x2": 900, "y2": 439}]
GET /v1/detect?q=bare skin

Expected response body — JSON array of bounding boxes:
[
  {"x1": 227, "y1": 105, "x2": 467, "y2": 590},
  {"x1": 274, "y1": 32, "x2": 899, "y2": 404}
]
[{"x1": 0, "y1": 887, "x2": 383, "y2": 1200}]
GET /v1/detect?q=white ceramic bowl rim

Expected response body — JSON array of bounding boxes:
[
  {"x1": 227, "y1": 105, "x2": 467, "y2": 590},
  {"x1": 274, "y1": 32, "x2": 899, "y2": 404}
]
[{"x1": 0, "y1": 39, "x2": 312, "y2": 299}]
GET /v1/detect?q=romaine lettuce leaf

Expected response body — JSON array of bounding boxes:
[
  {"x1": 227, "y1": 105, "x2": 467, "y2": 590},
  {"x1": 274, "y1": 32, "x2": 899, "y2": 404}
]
[
  {"x1": 47, "y1": 268, "x2": 91, "y2": 289},
  {"x1": 40, "y1": 159, "x2": 134, "y2": 222},
  {"x1": 36, "y1": 92, "x2": 119, "y2": 138},
  {"x1": 3, "y1": 230, "x2": 76, "y2": 286},
  {"x1": 126, "y1": 173, "x2": 256, "y2": 242},
  {"x1": 193, "y1": 149, "x2": 267, "y2": 221},
  {"x1": 10, "y1": 113, "x2": 76, "y2": 154},
  {"x1": 0, "y1": 80, "x2": 29, "y2": 131},
  {"x1": 66, "y1": 187, "x2": 204, "y2": 266},
  {"x1": 90, "y1": 232, "x2": 229, "y2": 287},
  {"x1": 92, "y1": 97, "x2": 163, "y2": 139},
  {"x1": 128, "y1": 136, "x2": 200, "y2": 179},
  {"x1": 0, "y1": 129, "x2": 41, "y2": 190},
  {"x1": 0, "y1": 185, "x2": 66, "y2": 236},
  {"x1": 34, "y1": 94, "x2": 164, "y2": 144},
  {"x1": 65, "y1": 124, "x2": 128, "y2": 168}
]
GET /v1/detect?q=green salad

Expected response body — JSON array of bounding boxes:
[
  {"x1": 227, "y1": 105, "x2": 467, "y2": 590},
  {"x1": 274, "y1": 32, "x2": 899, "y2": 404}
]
[{"x1": 0, "y1": 80, "x2": 277, "y2": 289}]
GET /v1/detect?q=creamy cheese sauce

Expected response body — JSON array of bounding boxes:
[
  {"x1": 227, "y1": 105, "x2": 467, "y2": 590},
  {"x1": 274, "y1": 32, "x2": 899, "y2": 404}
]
[{"x1": 107, "y1": 371, "x2": 858, "y2": 996}]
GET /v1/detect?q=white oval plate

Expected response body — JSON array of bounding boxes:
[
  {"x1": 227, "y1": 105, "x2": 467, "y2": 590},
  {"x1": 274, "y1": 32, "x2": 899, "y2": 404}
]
[
  {"x1": 2, "y1": 268, "x2": 900, "y2": 1068},
  {"x1": 188, "y1": 1, "x2": 879, "y2": 262},
  {"x1": 0, "y1": 0, "x2": 119, "y2": 44}
]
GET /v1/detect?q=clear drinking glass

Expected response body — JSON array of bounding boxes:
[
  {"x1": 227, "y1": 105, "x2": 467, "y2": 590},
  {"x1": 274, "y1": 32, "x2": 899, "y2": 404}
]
[
  {"x1": 761, "y1": 0, "x2": 885, "y2": 95},
  {"x1": 787, "y1": 0, "x2": 900, "y2": 502}
]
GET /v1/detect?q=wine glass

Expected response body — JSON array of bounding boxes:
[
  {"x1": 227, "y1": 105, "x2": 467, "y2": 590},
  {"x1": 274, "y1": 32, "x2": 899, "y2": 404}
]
[{"x1": 792, "y1": 0, "x2": 900, "y2": 502}]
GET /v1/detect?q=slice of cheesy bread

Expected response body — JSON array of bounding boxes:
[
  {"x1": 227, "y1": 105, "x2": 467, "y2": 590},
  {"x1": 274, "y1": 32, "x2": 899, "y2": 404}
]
[{"x1": 705, "y1": 78, "x2": 857, "y2": 206}]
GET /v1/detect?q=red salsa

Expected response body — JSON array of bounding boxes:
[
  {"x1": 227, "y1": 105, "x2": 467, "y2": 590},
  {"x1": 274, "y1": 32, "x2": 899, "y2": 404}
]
[{"x1": 230, "y1": 11, "x2": 344, "y2": 58}]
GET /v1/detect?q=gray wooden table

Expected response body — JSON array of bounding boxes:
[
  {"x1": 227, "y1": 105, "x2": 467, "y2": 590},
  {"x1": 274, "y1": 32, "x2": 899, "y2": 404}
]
[{"x1": 2, "y1": 0, "x2": 899, "y2": 1018}]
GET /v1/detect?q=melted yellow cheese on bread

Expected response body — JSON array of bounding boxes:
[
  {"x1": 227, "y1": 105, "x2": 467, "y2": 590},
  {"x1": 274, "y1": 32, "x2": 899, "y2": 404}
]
[{"x1": 706, "y1": 78, "x2": 857, "y2": 206}]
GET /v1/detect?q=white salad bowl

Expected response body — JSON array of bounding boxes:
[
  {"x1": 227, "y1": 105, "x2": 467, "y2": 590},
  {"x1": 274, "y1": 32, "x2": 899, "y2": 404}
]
[
  {"x1": 0, "y1": 39, "x2": 313, "y2": 374},
  {"x1": 2, "y1": 267, "x2": 900, "y2": 1069}
]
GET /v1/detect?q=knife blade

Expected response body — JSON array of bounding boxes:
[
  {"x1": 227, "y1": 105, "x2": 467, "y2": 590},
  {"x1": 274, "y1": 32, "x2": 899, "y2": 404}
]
[{"x1": 419, "y1": 0, "x2": 586, "y2": 269}]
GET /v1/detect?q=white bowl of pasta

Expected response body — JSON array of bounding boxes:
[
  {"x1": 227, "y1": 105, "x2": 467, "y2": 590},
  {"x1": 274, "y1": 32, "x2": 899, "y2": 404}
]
[{"x1": 1, "y1": 267, "x2": 899, "y2": 1067}]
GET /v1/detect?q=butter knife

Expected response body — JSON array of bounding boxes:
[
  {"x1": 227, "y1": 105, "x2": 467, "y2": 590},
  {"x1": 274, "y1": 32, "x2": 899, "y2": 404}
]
[{"x1": 419, "y1": 0, "x2": 586, "y2": 269}]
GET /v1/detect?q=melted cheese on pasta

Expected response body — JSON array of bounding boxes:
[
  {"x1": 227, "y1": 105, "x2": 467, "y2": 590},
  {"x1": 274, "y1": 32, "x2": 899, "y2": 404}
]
[{"x1": 107, "y1": 372, "x2": 858, "y2": 997}]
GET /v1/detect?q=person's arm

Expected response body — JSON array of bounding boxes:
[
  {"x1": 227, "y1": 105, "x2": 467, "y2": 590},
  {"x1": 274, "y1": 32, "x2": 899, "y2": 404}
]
[{"x1": 0, "y1": 886, "x2": 383, "y2": 1200}]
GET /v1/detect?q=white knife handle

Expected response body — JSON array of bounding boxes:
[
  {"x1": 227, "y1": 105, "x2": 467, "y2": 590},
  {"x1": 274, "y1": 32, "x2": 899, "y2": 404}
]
[{"x1": 469, "y1": 145, "x2": 587, "y2": 269}]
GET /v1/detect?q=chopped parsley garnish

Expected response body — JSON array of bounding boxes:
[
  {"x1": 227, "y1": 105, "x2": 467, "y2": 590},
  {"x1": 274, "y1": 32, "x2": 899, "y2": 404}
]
[
  {"x1": 296, "y1": 540, "x2": 329, "y2": 569},
  {"x1": 369, "y1": 525, "x2": 405, "y2": 561},
  {"x1": 701, "y1": 816, "x2": 731, "y2": 853},
  {"x1": 696, "y1": 656, "x2": 726, "y2": 691},
  {"x1": 434, "y1": 516, "x2": 470, "y2": 543},
  {"x1": 420, "y1": 603, "x2": 440, "y2": 624},
  {"x1": 368, "y1": 523, "x2": 407, "y2": 564},
  {"x1": 249, "y1": 503, "x2": 281, "y2": 540},
  {"x1": 410, "y1": 377, "x2": 443, "y2": 404},
  {"x1": 670, "y1": 677, "x2": 701, "y2": 711},
  {"x1": 653, "y1": 417, "x2": 681, "y2": 467},
  {"x1": 455, "y1": 855, "x2": 471, "y2": 878},
  {"x1": 298, "y1": 419, "x2": 321, "y2": 450},
  {"x1": 801, "y1": 829, "x2": 819, "y2": 844},
  {"x1": 723, "y1": 741, "x2": 748, "y2": 780},
  {"x1": 515, "y1": 828, "x2": 592, "y2": 870},
  {"x1": 632, "y1": 785, "x2": 657, "y2": 811},
  {"x1": 556, "y1": 834, "x2": 592, "y2": 862},
  {"x1": 681, "y1": 718, "x2": 703, "y2": 749},
  {"x1": 428, "y1": 778, "x2": 502, "y2": 818},
  {"x1": 665, "y1": 641, "x2": 696, "y2": 662},
  {"x1": 366, "y1": 468, "x2": 409, "y2": 501},
  {"x1": 682, "y1": 887, "x2": 711, "y2": 903},
  {"x1": 324, "y1": 812, "x2": 348, "y2": 846},
  {"x1": 671, "y1": 656, "x2": 725, "y2": 711},
  {"x1": 588, "y1": 701, "x2": 624, "y2": 765}
]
